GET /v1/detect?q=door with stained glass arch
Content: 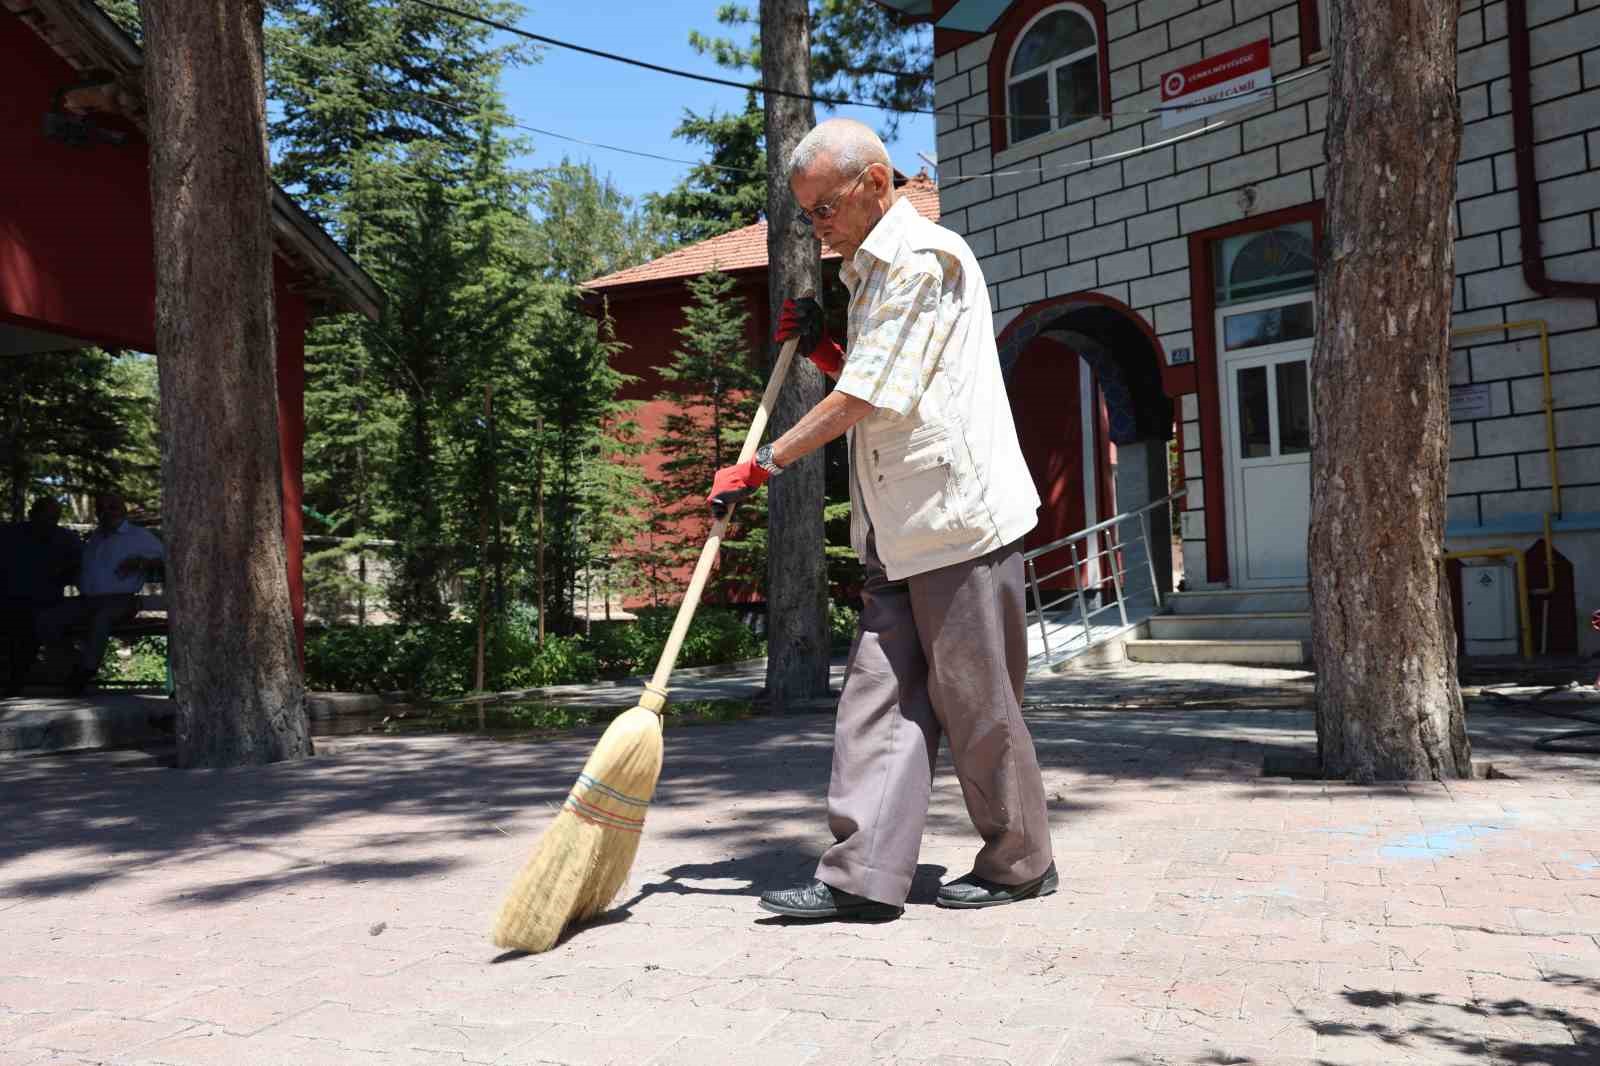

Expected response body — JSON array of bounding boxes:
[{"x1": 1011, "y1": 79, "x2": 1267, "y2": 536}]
[{"x1": 1213, "y1": 223, "x2": 1316, "y2": 587}]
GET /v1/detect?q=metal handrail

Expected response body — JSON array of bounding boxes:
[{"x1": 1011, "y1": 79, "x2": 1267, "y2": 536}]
[{"x1": 1022, "y1": 488, "x2": 1188, "y2": 663}]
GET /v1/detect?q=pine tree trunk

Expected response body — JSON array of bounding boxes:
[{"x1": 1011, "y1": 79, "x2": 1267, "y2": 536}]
[
  {"x1": 760, "y1": 0, "x2": 829, "y2": 711},
  {"x1": 1310, "y1": 0, "x2": 1471, "y2": 781},
  {"x1": 143, "y1": 0, "x2": 312, "y2": 767}
]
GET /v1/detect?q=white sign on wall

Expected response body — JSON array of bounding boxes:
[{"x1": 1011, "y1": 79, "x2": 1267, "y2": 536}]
[
  {"x1": 1160, "y1": 40, "x2": 1274, "y2": 130},
  {"x1": 1449, "y1": 383, "x2": 1494, "y2": 421}
]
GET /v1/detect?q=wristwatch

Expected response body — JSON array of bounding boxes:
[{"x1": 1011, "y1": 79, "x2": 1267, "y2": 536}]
[{"x1": 755, "y1": 444, "x2": 784, "y2": 476}]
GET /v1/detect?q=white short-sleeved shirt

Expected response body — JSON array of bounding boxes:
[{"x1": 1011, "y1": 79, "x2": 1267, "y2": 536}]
[
  {"x1": 834, "y1": 196, "x2": 1040, "y2": 580},
  {"x1": 80, "y1": 521, "x2": 164, "y2": 597}
]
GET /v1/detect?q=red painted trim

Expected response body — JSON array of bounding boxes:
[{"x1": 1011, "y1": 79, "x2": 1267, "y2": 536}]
[
  {"x1": 275, "y1": 288, "x2": 308, "y2": 661},
  {"x1": 1095, "y1": 382, "x2": 1116, "y2": 596},
  {"x1": 995, "y1": 290, "x2": 1171, "y2": 387},
  {"x1": 1297, "y1": 0, "x2": 1324, "y2": 64},
  {"x1": 932, "y1": 0, "x2": 979, "y2": 55},
  {"x1": 935, "y1": 27, "x2": 981, "y2": 55},
  {"x1": 0, "y1": 309, "x2": 151, "y2": 355},
  {"x1": 1186, "y1": 201, "x2": 1324, "y2": 587},
  {"x1": 1172, "y1": 405, "x2": 1186, "y2": 519},
  {"x1": 1507, "y1": 0, "x2": 1600, "y2": 299},
  {"x1": 987, "y1": 0, "x2": 1112, "y2": 155}
]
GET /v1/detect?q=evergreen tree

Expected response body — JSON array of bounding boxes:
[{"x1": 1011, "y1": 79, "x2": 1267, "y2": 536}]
[
  {"x1": 267, "y1": 0, "x2": 535, "y2": 626},
  {"x1": 523, "y1": 161, "x2": 652, "y2": 632},
  {"x1": 647, "y1": 268, "x2": 765, "y2": 603},
  {"x1": 689, "y1": 2, "x2": 933, "y2": 138},
  {"x1": 645, "y1": 95, "x2": 766, "y2": 245},
  {"x1": 1, "y1": 349, "x2": 159, "y2": 522},
  {"x1": 265, "y1": 0, "x2": 530, "y2": 220}
]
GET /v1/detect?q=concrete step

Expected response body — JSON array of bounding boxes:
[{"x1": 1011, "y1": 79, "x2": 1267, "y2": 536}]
[
  {"x1": 1168, "y1": 587, "x2": 1309, "y2": 615},
  {"x1": 1125, "y1": 638, "x2": 1308, "y2": 665},
  {"x1": 1146, "y1": 612, "x2": 1312, "y2": 640}
]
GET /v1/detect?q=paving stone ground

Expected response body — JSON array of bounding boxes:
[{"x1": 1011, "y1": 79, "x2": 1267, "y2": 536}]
[{"x1": 2, "y1": 662, "x2": 1599, "y2": 1066}]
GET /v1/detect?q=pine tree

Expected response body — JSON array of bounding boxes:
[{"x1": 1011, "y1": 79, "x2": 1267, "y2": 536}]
[
  {"x1": 1, "y1": 349, "x2": 159, "y2": 522},
  {"x1": 645, "y1": 95, "x2": 766, "y2": 245},
  {"x1": 689, "y1": 2, "x2": 933, "y2": 138},
  {"x1": 267, "y1": 0, "x2": 536, "y2": 626},
  {"x1": 649, "y1": 268, "x2": 765, "y2": 603},
  {"x1": 522, "y1": 161, "x2": 654, "y2": 632}
]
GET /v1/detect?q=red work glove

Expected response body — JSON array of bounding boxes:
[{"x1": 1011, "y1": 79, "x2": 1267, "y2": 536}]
[
  {"x1": 707, "y1": 459, "x2": 769, "y2": 519},
  {"x1": 776, "y1": 296, "x2": 844, "y2": 377}
]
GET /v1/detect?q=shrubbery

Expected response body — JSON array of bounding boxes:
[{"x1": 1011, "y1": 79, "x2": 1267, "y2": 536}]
[{"x1": 304, "y1": 606, "x2": 764, "y2": 699}]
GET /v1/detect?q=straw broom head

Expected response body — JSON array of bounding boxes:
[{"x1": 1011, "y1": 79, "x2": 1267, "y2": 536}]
[
  {"x1": 491, "y1": 696, "x2": 664, "y2": 953},
  {"x1": 491, "y1": 337, "x2": 801, "y2": 954}
]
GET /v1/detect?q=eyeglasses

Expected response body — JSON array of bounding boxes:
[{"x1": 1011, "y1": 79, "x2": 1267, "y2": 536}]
[{"x1": 797, "y1": 166, "x2": 870, "y2": 227}]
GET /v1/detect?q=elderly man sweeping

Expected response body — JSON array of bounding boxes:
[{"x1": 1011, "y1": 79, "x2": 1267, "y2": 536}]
[{"x1": 707, "y1": 118, "x2": 1056, "y2": 919}]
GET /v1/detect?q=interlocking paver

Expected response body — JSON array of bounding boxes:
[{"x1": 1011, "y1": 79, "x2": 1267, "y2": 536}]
[{"x1": 4, "y1": 663, "x2": 1600, "y2": 1065}]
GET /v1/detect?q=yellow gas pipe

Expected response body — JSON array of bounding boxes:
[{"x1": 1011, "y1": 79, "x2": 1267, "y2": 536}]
[{"x1": 1447, "y1": 319, "x2": 1561, "y2": 658}]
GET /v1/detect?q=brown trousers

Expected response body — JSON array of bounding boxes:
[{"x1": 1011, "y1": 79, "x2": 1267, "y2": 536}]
[{"x1": 815, "y1": 534, "x2": 1053, "y2": 906}]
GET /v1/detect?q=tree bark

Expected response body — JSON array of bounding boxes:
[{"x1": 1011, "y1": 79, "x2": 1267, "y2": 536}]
[
  {"x1": 143, "y1": 0, "x2": 313, "y2": 767},
  {"x1": 1310, "y1": 0, "x2": 1471, "y2": 781},
  {"x1": 760, "y1": 0, "x2": 829, "y2": 711}
]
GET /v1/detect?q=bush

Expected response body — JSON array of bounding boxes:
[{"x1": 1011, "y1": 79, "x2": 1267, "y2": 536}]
[
  {"x1": 304, "y1": 623, "x2": 465, "y2": 695},
  {"x1": 103, "y1": 636, "x2": 168, "y2": 685},
  {"x1": 829, "y1": 602, "x2": 859, "y2": 645},
  {"x1": 627, "y1": 607, "x2": 764, "y2": 671},
  {"x1": 304, "y1": 606, "x2": 759, "y2": 698}
]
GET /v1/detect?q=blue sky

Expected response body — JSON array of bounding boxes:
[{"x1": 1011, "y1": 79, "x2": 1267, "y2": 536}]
[{"x1": 497, "y1": 2, "x2": 937, "y2": 207}]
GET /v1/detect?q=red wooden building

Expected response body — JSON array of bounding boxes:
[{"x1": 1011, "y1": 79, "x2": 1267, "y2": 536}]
[{"x1": 1, "y1": 0, "x2": 383, "y2": 649}]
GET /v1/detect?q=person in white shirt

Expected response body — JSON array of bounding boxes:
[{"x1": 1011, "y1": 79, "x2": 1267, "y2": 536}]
[
  {"x1": 37, "y1": 493, "x2": 164, "y2": 695},
  {"x1": 707, "y1": 119, "x2": 1055, "y2": 921}
]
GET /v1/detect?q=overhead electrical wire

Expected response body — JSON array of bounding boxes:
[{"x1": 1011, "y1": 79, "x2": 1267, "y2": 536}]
[
  {"x1": 273, "y1": 38, "x2": 1325, "y2": 188},
  {"x1": 401, "y1": 0, "x2": 1327, "y2": 124}
]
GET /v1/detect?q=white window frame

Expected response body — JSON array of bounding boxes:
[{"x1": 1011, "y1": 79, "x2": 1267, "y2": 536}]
[{"x1": 1004, "y1": 4, "x2": 1101, "y2": 147}]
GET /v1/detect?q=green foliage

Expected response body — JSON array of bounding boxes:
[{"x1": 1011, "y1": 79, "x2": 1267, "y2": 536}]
[
  {"x1": 265, "y1": 0, "x2": 532, "y2": 221},
  {"x1": 305, "y1": 606, "x2": 761, "y2": 698},
  {"x1": 828, "y1": 601, "x2": 859, "y2": 645},
  {"x1": 102, "y1": 637, "x2": 168, "y2": 685},
  {"x1": 635, "y1": 268, "x2": 765, "y2": 605},
  {"x1": 1, "y1": 349, "x2": 160, "y2": 523},
  {"x1": 689, "y1": 3, "x2": 933, "y2": 139},
  {"x1": 644, "y1": 96, "x2": 766, "y2": 245},
  {"x1": 99, "y1": 0, "x2": 141, "y2": 39},
  {"x1": 523, "y1": 164, "x2": 654, "y2": 630},
  {"x1": 587, "y1": 607, "x2": 764, "y2": 677}
]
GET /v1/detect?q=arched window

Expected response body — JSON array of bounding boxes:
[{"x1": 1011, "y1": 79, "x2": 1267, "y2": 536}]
[
  {"x1": 1005, "y1": 5, "x2": 1101, "y2": 145},
  {"x1": 1212, "y1": 222, "x2": 1317, "y2": 306}
]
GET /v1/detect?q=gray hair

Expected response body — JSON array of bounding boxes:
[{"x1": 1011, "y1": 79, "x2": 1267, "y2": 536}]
[{"x1": 787, "y1": 118, "x2": 891, "y2": 178}]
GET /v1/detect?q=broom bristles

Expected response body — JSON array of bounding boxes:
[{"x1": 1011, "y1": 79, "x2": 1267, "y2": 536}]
[{"x1": 491, "y1": 705, "x2": 664, "y2": 953}]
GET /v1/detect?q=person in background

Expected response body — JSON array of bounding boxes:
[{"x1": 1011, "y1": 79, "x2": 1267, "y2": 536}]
[
  {"x1": 1, "y1": 498, "x2": 82, "y2": 698},
  {"x1": 37, "y1": 493, "x2": 163, "y2": 696}
]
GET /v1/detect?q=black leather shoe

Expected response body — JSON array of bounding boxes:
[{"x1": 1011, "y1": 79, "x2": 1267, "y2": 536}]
[
  {"x1": 936, "y1": 861, "x2": 1059, "y2": 909},
  {"x1": 758, "y1": 879, "x2": 902, "y2": 920}
]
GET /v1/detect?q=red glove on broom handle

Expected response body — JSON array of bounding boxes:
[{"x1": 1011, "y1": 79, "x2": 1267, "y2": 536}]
[{"x1": 776, "y1": 295, "x2": 843, "y2": 378}]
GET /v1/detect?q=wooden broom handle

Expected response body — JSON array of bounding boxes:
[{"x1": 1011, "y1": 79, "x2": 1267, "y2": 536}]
[{"x1": 644, "y1": 336, "x2": 801, "y2": 701}]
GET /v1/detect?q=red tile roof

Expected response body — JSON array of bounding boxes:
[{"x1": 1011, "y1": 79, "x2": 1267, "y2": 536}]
[{"x1": 585, "y1": 176, "x2": 941, "y2": 292}]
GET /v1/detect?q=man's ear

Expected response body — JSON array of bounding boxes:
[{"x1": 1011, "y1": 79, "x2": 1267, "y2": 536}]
[{"x1": 870, "y1": 162, "x2": 893, "y2": 195}]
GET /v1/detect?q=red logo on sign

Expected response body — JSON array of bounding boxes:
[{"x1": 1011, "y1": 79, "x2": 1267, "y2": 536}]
[{"x1": 1159, "y1": 40, "x2": 1271, "y2": 102}]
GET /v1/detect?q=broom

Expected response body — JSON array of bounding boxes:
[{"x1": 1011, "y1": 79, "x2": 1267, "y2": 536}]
[{"x1": 491, "y1": 334, "x2": 802, "y2": 953}]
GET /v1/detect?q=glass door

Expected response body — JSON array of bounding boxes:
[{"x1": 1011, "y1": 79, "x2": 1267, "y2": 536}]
[{"x1": 1218, "y1": 293, "x2": 1313, "y2": 587}]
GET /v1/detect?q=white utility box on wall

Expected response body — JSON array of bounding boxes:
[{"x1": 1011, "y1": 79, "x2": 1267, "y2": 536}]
[{"x1": 1460, "y1": 559, "x2": 1519, "y2": 657}]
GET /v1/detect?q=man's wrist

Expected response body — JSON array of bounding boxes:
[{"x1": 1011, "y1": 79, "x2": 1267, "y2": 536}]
[{"x1": 755, "y1": 443, "x2": 783, "y2": 476}]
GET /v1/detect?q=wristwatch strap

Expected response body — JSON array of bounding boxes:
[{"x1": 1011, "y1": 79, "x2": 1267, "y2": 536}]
[{"x1": 755, "y1": 444, "x2": 783, "y2": 476}]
